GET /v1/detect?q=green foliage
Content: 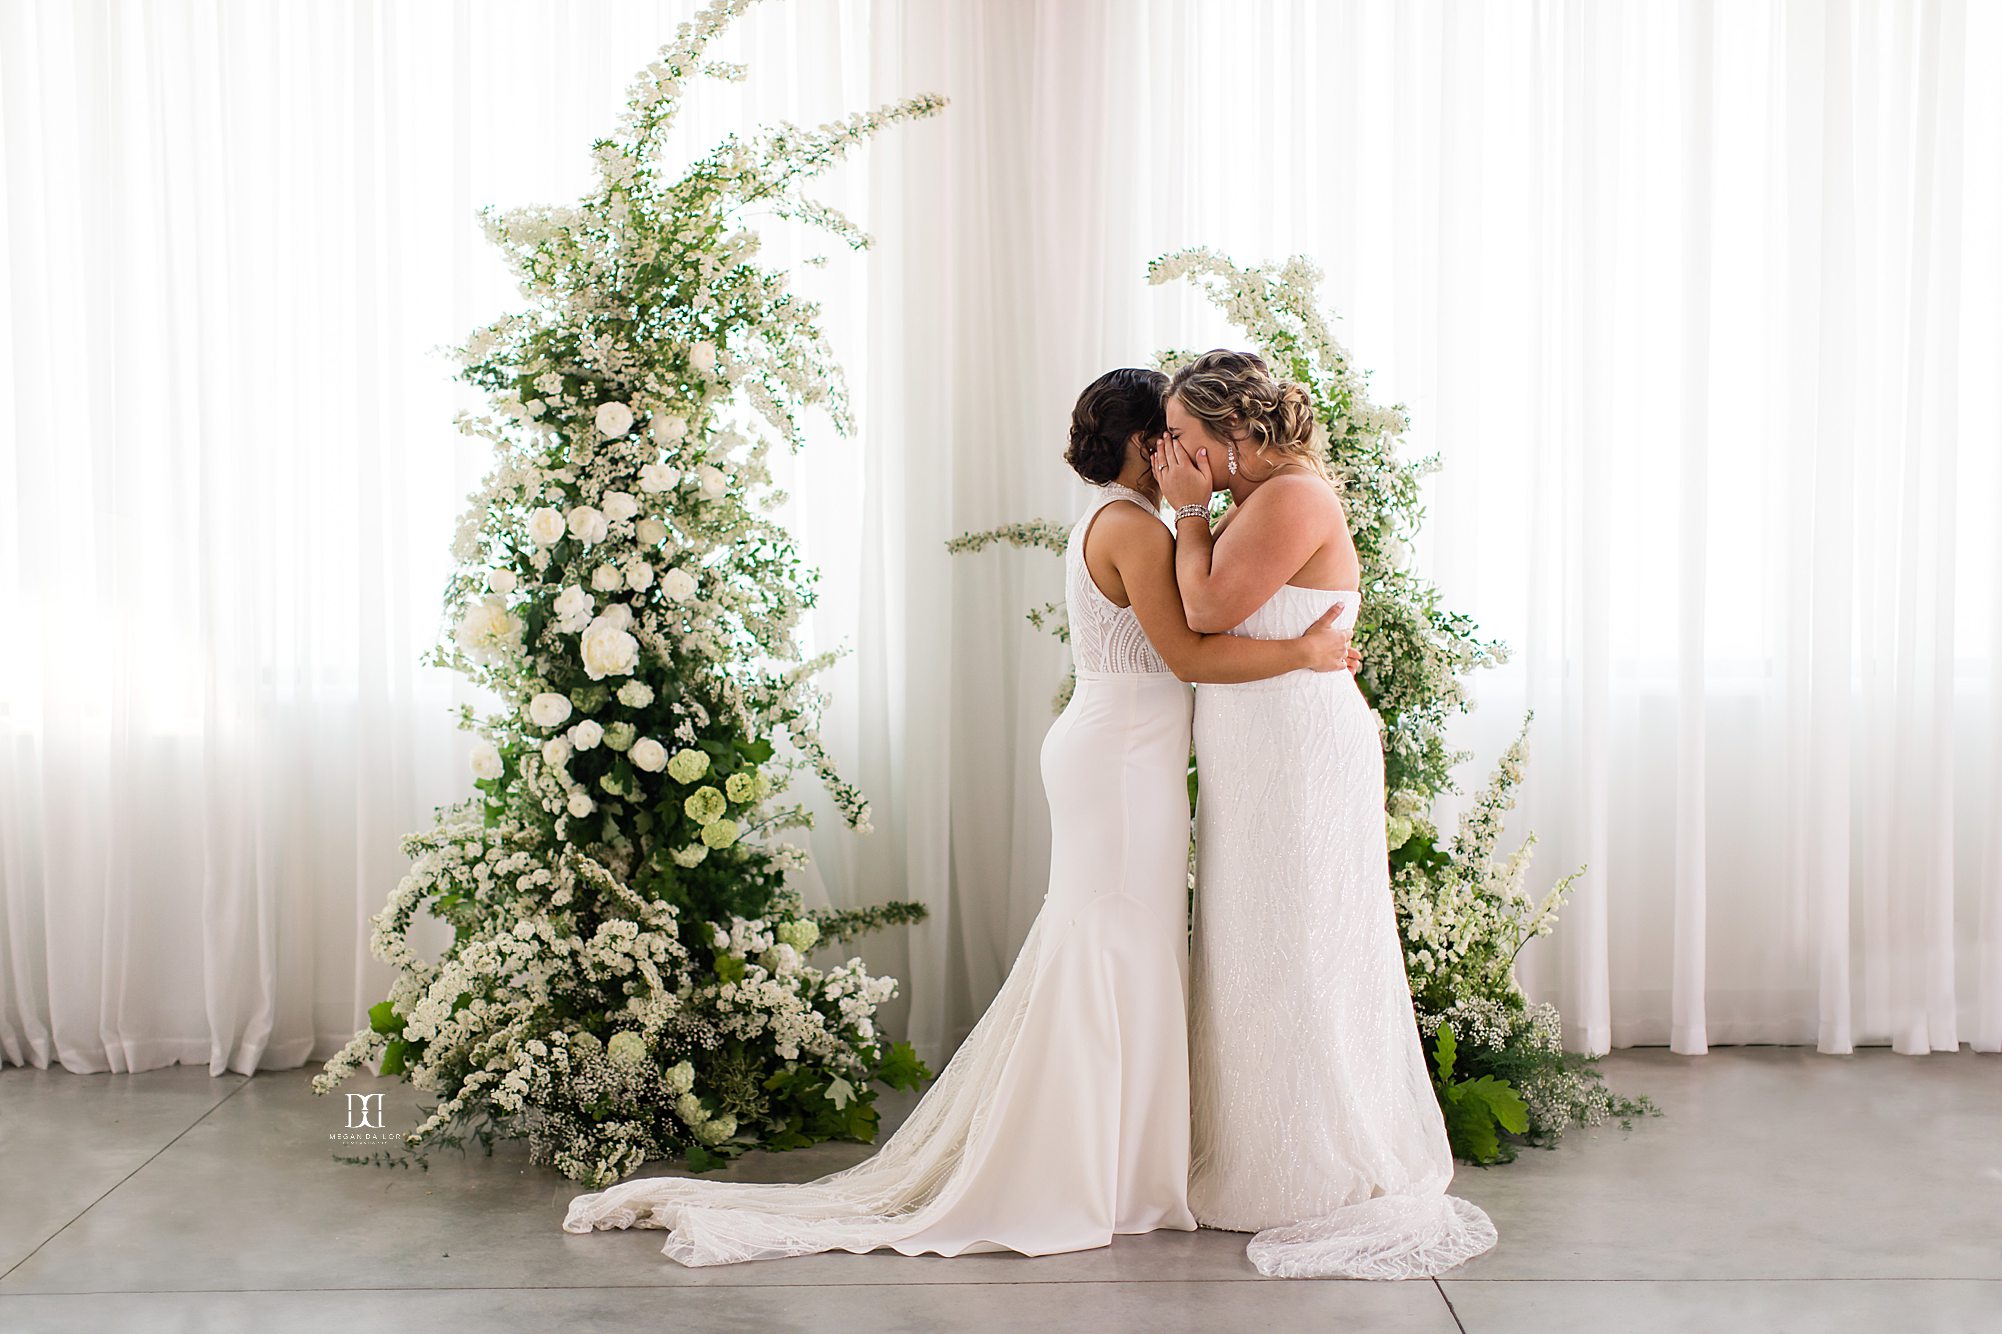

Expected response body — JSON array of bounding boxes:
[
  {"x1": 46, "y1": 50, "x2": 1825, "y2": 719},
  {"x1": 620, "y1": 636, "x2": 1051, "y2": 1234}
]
[{"x1": 1430, "y1": 1022, "x2": 1529, "y2": 1164}]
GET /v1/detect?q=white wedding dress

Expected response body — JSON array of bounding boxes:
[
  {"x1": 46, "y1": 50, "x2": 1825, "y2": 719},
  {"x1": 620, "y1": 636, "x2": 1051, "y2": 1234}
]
[
  {"x1": 562, "y1": 480, "x2": 1198, "y2": 1263},
  {"x1": 1187, "y1": 582, "x2": 1499, "y2": 1279}
]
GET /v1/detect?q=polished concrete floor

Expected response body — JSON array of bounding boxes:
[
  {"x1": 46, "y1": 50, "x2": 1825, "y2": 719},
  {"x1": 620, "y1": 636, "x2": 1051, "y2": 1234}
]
[{"x1": 0, "y1": 1047, "x2": 1995, "y2": 1333}]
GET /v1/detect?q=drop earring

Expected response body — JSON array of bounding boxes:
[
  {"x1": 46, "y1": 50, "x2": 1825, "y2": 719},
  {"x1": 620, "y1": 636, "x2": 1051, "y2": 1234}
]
[{"x1": 1225, "y1": 442, "x2": 1239, "y2": 477}]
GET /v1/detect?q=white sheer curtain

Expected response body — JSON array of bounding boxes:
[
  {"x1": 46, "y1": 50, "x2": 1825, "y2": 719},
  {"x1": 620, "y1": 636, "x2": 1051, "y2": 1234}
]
[{"x1": 4, "y1": 0, "x2": 1997, "y2": 1079}]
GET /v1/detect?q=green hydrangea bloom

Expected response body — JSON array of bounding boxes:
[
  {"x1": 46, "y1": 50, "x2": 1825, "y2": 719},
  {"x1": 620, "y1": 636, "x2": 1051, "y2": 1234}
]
[
  {"x1": 725, "y1": 770, "x2": 758, "y2": 803},
  {"x1": 684, "y1": 786, "x2": 726, "y2": 824},
  {"x1": 775, "y1": 919, "x2": 820, "y2": 951},
  {"x1": 700, "y1": 818, "x2": 741, "y2": 849},
  {"x1": 667, "y1": 748, "x2": 710, "y2": 783}
]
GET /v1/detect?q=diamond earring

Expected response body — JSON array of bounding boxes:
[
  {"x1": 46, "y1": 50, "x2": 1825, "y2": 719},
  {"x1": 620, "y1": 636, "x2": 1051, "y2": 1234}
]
[{"x1": 1226, "y1": 443, "x2": 1239, "y2": 476}]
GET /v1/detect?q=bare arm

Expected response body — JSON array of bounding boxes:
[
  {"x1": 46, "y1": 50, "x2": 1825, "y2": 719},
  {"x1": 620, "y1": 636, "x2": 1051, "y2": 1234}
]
[{"x1": 1095, "y1": 506, "x2": 1350, "y2": 684}]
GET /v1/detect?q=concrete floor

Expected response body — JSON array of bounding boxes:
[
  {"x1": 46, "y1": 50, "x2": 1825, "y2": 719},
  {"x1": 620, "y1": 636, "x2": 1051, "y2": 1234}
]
[{"x1": 0, "y1": 1047, "x2": 1995, "y2": 1333}]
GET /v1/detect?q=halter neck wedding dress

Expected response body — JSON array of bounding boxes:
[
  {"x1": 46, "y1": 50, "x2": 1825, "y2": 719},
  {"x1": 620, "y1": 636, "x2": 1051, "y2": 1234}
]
[
  {"x1": 1187, "y1": 579, "x2": 1499, "y2": 1279},
  {"x1": 562, "y1": 480, "x2": 1197, "y2": 1263}
]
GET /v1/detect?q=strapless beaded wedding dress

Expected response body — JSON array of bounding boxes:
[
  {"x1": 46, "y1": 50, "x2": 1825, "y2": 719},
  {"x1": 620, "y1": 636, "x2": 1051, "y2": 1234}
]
[
  {"x1": 562, "y1": 481, "x2": 1197, "y2": 1263},
  {"x1": 1187, "y1": 582, "x2": 1499, "y2": 1279}
]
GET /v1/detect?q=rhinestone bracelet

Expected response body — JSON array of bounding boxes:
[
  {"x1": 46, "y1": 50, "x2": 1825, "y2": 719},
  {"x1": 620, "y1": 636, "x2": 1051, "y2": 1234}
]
[{"x1": 1173, "y1": 504, "x2": 1210, "y2": 525}]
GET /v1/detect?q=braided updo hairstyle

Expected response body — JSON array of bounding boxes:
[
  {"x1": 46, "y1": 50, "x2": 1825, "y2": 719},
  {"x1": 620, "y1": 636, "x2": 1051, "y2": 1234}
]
[
  {"x1": 1066, "y1": 367, "x2": 1170, "y2": 485},
  {"x1": 1166, "y1": 349, "x2": 1328, "y2": 479}
]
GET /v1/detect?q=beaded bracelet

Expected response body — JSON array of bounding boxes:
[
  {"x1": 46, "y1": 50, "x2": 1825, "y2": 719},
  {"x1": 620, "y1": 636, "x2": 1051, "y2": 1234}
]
[{"x1": 1173, "y1": 504, "x2": 1210, "y2": 525}]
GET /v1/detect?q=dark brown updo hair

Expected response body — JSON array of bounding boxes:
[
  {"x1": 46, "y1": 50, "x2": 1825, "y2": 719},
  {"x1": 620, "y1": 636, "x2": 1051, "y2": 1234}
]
[
  {"x1": 1066, "y1": 367, "x2": 1170, "y2": 485},
  {"x1": 1166, "y1": 349, "x2": 1328, "y2": 478}
]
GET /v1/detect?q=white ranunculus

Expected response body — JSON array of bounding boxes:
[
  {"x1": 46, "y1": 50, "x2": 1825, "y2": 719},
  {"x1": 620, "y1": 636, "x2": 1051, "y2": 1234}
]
[
  {"x1": 569, "y1": 718, "x2": 604, "y2": 750},
  {"x1": 580, "y1": 618, "x2": 639, "y2": 680},
  {"x1": 552, "y1": 584, "x2": 593, "y2": 633},
  {"x1": 566, "y1": 505, "x2": 608, "y2": 545},
  {"x1": 635, "y1": 517, "x2": 668, "y2": 546},
  {"x1": 591, "y1": 563, "x2": 623, "y2": 593},
  {"x1": 567, "y1": 790, "x2": 595, "y2": 818},
  {"x1": 487, "y1": 568, "x2": 518, "y2": 595},
  {"x1": 638, "y1": 462, "x2": 681, "y2": 494},
  {"x1": 661, "y1": 567, "x2": 697, "y2": 601},
  {"x1": 688, "y1": 341, "x2": 717, "y2": 374},
  {"x1": 469, "y1": 740, "x2": 503, "y2": 781},
  {"x1": 601, "y1": 490, "x2": 639, "y2": 522},
  {"x1": 696, "y1": 465, "x2": 727, "y2": 500},
  {"x1": 528, "y1": 691, "x2": 573, "y2": 728},
  {"x1": 651, "y1": 413, "x2": 687, "y2": 445},
  {"x1": 623, "y1": 558, "x2": 655, "y2": 591},
  {"x1": 629, "y1": 737, "x2": 667, "y2": 772},
  {"x1": 594, "y1": 400, "x2": 634, "y2": 438},
  {"x1": 527, "y1": 506, "x2": 566, "y2": 547},
  {"x1": 541, "y1": 735, "x2": 573, "y2": 768}
]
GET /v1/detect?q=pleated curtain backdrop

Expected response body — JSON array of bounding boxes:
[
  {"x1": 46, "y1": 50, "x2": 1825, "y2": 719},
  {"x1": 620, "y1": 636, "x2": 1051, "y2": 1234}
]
[{"x1": 2, "y1": 0, "x2": 1997, "y2": 1079}]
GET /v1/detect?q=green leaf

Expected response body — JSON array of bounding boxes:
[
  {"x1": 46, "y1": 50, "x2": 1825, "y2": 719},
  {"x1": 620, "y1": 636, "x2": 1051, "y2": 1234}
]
[
  {"x1": 1441, "y1": 1088, "x2": 1500, "y2": 1162},
  {"x1": 378, "y1": 1038, "x2": 408, "y2": 1078},
  {"x1": 874, "y1": 1041, "x2": 928, "y2": 1092},
  {"x1": 1432, "y1": 1022, "x2": 1457, "y2": 1083},
  {"x1": 825, "y1": 1076, "x2": 855, "y2": 1110},
  {"x1": 368, "y1": 1002, "x2": 405, "y2": 1036},
  {"x1": 1460, "y1": 1075, "x2": 1529, "y2": 1135},
  {"x1": 714, "y1": 954, "x2": 746, "y2": 984},
  {"x1": 684, "y1": 1143, "x2": 725, "y2": 1173}
]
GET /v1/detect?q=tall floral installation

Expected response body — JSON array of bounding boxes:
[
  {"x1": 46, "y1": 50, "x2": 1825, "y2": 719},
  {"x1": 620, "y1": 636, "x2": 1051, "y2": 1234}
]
[
  {"x1": 316, "y1": 0, "x2": 944, "y2": 1187},
  {"x1": 951, "y1": 250, "x2": 1656, "y2": 1164}
]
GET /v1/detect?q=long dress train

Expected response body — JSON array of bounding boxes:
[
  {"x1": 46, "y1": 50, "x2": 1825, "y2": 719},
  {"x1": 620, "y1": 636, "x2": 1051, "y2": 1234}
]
[
  {"x1": 1187, "y1": 583, "x2": 1499, "y2": 1280},
  {"x1": 562, "y1": 480, "x2": 1197, "y2": 1265}
]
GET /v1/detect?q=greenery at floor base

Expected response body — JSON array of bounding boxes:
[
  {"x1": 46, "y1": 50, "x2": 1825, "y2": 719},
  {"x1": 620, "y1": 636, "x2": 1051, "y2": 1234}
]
[
  {"x1": 952, "y1": 249, "x2": 1657, "y2": 1165},
  {"x1": 314, "y1": 0, "x2": 946, "y2": 1189}
]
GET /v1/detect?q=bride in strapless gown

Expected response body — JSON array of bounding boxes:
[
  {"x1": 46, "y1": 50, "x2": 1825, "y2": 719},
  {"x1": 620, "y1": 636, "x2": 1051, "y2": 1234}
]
[{"x1": 1156, "y1": 349, "x2": 1498, "y2": 1280}]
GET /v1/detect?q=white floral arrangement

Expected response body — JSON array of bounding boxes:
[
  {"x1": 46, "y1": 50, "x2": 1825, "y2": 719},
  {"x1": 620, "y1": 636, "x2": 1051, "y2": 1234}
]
[
  {"x1": 953, "y1": 250, "x2": 1656, "y2": 1162},
  {"x1": 316, "y1": 0, "x2": 942, "y2": 1184}
]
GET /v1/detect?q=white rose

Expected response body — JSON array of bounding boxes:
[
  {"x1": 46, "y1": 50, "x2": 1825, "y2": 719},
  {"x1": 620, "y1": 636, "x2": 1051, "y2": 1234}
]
[
  {"x1": 639, "y1": 462, "x2": 681, "y2": 494},
  {"x1": 594, "y1": 400, "x2": 634, "y2": 438},
  {"x1": 453, "y1": 597, "x2": 520, "y2": 666},
  {"x1": 688, "y1": 341, "x2": 717, "y2": 374},
  {"x1": 566, "y1": 505, "x2": 608, "y2": 545},
  {"x1": 528, "y1": 691, "x2": 573, "y2": 728},
  {"x1": 541, "y1": 735, "x2": 573, "y2": 768},
  {"x1": 526, "y1": 506, "x2": 566, "y2": 547},
  {"x1": 635, "y1": 517, "x2": 668, "y2": 546},
  {"x1": 599, "y1": 601, "x2": 633, "y2": 629},
  {"x1": 661, "y1": 568, "x2": 697, "y2": 601},
  {"x1": 580, "y1": 619, "x2": 639, "y2": 680},
  {"x1": 601, "y1": 490, "x2": 639, "y2": 522},
  {"x1": 488, "y1": 568, "x2": 518, "y2": 595},
  {"x1": 623, "y1": 558, "x2": 655, "y2": 591},
  {"x1": 591, "y1": 563, "x2": 623, "y2": 592},
  {"x1": 696, "y1": 465, "x2": 727, "y2": 500},
  {"x1": 630, "y1": 737, "x2": 667, "y2": 772},
  {"x1": 567, "y1": 790, "x2": 595, "y2": 818},
  {"x1": 469, "y1": 741, "x2": 503, "y2": 781},
  {"x1": 569, "y1": 718, "x2": 604, "y2": 750},
  {"x1": 651, "y1": 413, "x2": 687, "y2": 445},
  {"x1": 552, "y1": 584, "x2": 593, "y2": 633}
]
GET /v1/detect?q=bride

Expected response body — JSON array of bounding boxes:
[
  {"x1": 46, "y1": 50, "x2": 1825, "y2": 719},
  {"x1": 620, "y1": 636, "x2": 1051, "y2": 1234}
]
[
  {"x1": 561, "y1": 366, "x2": 1357, "y2": 1264},
  {"x1": 1154, "y1": 348, "x2": 1499, "y2": 1280}
]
